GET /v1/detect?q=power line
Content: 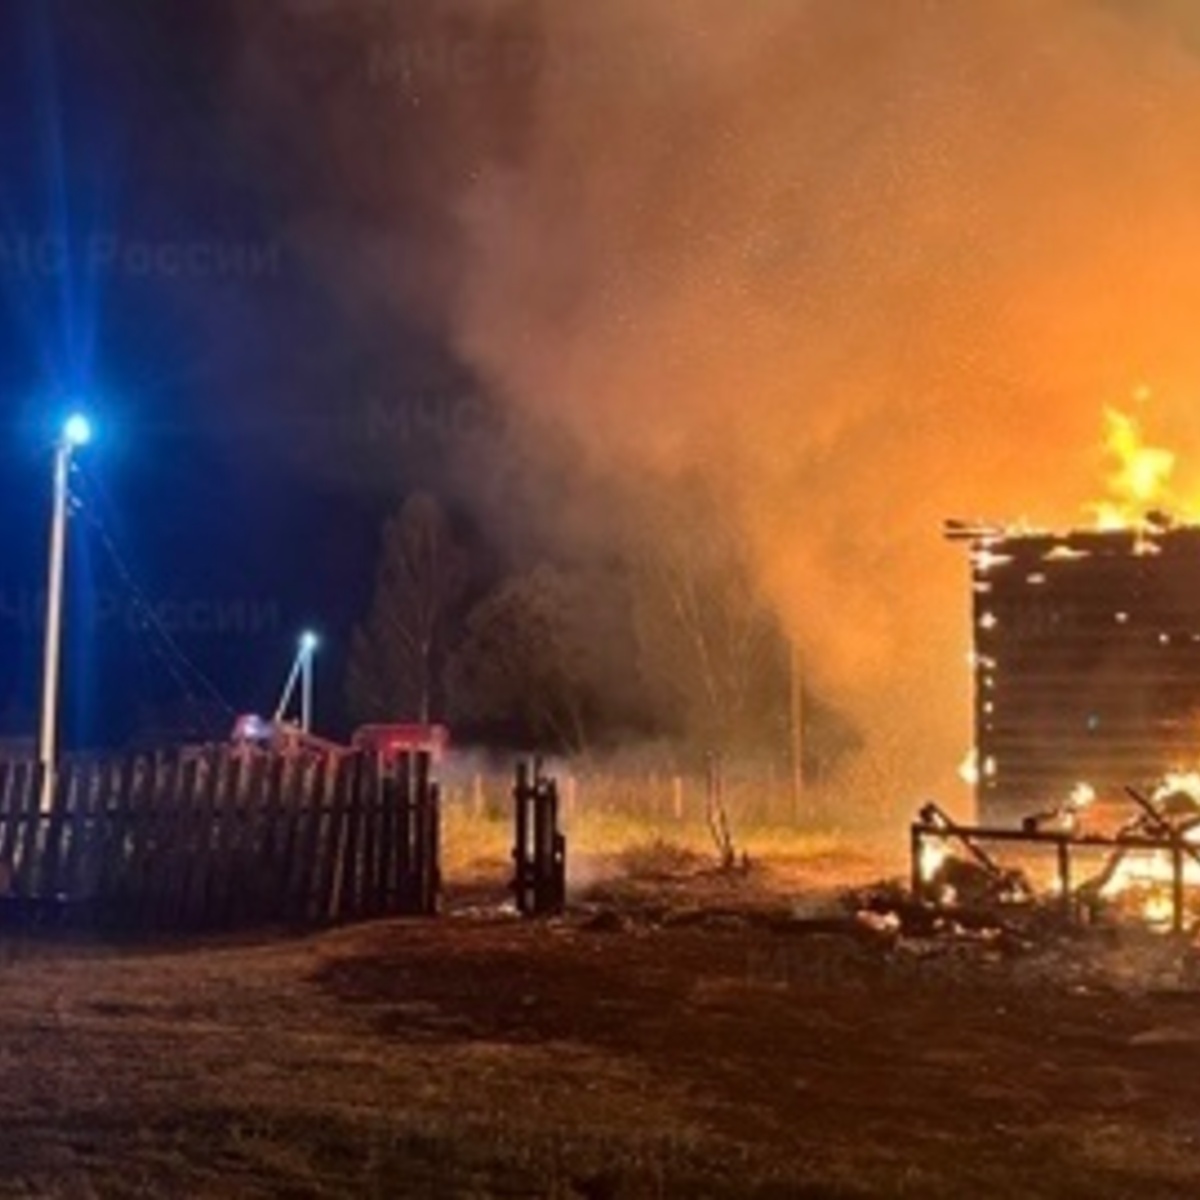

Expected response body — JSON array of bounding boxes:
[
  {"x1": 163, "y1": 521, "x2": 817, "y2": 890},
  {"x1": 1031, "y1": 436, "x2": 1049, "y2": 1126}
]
[{"x1": 71, "y1": 463, "x2": 238, "y2": 720}]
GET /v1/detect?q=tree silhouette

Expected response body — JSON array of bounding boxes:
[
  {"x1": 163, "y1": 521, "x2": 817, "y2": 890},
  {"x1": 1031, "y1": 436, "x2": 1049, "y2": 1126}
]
[
  {"x1": 346, "y1": 493, "x2": 466, "y2": 724},
  {"x1": 445, "y1": 564, "x2": 601, "y2": 753},
  {"x1": 628, "y1": 481, "x2": 789, "y2": 758}
]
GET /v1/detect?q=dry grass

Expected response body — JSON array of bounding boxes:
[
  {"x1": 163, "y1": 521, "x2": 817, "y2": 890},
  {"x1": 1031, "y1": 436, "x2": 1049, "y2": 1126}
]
[{"x1": 439, "y1": 772, "x2": 906, "y2": 891}]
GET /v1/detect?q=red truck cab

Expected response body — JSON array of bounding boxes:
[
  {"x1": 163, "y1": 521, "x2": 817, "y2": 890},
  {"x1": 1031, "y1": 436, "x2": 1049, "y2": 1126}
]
[{"x1": 351, "y1": 723, "x2": 450, "y2": 764}]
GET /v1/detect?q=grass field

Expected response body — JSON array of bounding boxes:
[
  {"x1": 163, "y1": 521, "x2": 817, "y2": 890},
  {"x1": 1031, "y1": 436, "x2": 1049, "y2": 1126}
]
[{"x1": 0, "y1": 811, "x2": 1198, "y2": 1198}]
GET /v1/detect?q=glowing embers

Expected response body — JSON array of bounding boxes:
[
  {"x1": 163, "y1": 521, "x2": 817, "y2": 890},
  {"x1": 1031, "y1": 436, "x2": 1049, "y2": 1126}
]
[
  {"x1": 1044, "y1": 544, "x2": 1091, "y2": 562},
  {"x1": 956, "y1": 751, "x2": 994, "y2": 807},
  {"x1": 919, "y1": 833, "x2": 950, "y2": 890},
  {"x1": 912, "y1": 802, "x2": 1032, "y2": 909},
  {"x1": 971, "y1": 544, "x2": 1014, "y2": 573},
  {"x1": 911, "y1": 777, "x2": 1200, "y2": 934},
  {"x1": 1098, "y1": 773, "x2": 1200, "y2": 928},
  {"x1": 958, "y1": 749, "x2": 979, "y2": 786},
  {"x1": 1071, "y1": 781, "x2": 1098, "y2": 809},
  {"x1": 1022, "y1": 781, "x2": 1096, "y2": 836}
]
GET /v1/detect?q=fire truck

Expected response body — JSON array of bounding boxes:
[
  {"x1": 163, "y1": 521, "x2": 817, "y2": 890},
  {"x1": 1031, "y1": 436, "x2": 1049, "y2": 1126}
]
[
  {"x1": 230, "y1": 714, "x2": 449, "y2": 763},
  {"x1": 351, "y1": 723, "x2": 450, "y2": 763},
  {"x1": 229, "y1": 634, "x2": 450, "y2": 763},
  {"x1": 228, "y1": 713, "x2": 350, "y2": 759}
]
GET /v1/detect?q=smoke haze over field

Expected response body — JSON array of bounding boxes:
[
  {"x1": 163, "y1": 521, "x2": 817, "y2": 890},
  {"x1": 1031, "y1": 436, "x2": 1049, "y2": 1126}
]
[{"x1": 238, "y1": 0, "x2": 1200, "y2": 794}]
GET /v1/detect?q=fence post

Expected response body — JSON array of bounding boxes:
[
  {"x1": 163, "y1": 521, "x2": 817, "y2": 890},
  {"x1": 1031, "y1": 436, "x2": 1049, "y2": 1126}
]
[{"x1": 511, "y1": 759, "x2": 567, "y2": 917}]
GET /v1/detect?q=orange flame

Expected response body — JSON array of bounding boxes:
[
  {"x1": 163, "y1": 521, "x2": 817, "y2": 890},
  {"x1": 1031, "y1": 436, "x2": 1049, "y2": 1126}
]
[
  {"x1": 1099, "y1": 773, "x2": 1200, "y2": 926},
  {"x1": 1089, "y1": 397, "x2": 1177, "y2": 530}
]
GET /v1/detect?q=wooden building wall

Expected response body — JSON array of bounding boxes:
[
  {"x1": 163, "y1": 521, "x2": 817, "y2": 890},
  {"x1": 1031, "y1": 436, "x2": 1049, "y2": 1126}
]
[{"x1": 965, "y1": 525, "x2": 1200, "y2": 824}]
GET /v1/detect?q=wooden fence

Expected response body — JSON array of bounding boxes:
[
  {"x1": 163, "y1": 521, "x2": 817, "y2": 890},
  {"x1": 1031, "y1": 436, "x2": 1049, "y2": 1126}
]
[{"x1": 0, "y1": 747, "x2": 440, "y2": 932}]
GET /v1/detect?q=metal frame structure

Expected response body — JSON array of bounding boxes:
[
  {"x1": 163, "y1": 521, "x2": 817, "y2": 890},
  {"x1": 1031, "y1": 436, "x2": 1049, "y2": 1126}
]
[{"x1": 911, "y1": 800, "x2": 1200, "y2": 934}]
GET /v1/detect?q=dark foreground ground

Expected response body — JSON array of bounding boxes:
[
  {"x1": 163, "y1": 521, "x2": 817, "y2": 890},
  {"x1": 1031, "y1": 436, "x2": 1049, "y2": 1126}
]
[{"x1": 1, "y1": 851, "x2": 1199, "y2": 1198}]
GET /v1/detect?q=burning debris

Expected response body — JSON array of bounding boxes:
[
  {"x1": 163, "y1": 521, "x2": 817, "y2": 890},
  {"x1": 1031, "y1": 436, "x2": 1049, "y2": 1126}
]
[
  {"x1": 913, "y1": 802, "x2": 1032, "y2": 910},
  {"x1": 891, "y1": 403, "x2": 1200, "y2": 973},
  {"x1": 910, "y1": 776, "x2": 1200, "y2": 936}
]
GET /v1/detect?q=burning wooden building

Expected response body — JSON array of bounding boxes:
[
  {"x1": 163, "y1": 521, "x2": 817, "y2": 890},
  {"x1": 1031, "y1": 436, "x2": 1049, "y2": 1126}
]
[{"x1": 948, "y1": 517, "x2": 1200, "y2": 826}]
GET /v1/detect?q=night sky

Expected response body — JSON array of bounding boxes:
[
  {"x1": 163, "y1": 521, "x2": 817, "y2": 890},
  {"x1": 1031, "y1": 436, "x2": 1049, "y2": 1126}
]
[{"x1": 0, "y1": 1, "x2": 478, "y2": 748}]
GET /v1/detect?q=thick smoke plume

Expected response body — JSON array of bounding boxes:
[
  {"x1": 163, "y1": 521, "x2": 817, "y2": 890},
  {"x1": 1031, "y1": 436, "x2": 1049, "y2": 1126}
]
[{"x1": 241, "y1": 0, "x2": 1200, "y2": 796}]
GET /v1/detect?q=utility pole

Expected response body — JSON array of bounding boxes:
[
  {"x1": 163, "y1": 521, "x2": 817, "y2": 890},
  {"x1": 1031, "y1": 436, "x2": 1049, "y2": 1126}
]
[
  {"x1": 39, "y1": 414, "x2": 92, "y2": 813},
  {"x1": 301, "y1": 633, "x2": 315, "y2": 733},
  {"x1": 789, "y1": 639, "x2": 804, "y2": 824}
]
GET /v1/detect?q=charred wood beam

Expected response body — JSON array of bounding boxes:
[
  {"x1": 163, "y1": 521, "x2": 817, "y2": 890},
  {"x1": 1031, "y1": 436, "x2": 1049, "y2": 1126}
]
[
  {"x1": 917, "y1": 802, "x2": 1009, "y2": 880},
  {"x1": 1123, "y1": 786, "x2": 1200, "y2": 870}
]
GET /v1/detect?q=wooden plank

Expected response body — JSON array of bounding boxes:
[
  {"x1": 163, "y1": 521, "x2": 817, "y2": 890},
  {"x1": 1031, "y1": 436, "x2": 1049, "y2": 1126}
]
[
  {"x1": 378, "y1": 757, "x2": 398, "y2": 914},
  {"x1": 513, "y1": 761, "x2": 530, "y2": 914},
  {"x1": 175, "y1": 749, "x2": 215, "y2": 929},
  {"x1": 396, "y1": 754, "x2": 413, "y2": 911},
  {"x1": 92, "y1": 756, "x2": 133, "y2": 926},
  {"x1": 161, "y1": 752, "x2": 198, "y2": 928},
  {"x1": 340, "y1": 753, "x2": 368, "y2": 921},
  {"x1": 242, "y1": 755, "x2": 271, "y2": 926},
  {"x1": 410, "y1": 753, "x2": 427, "y2": 915},
  {"x1": 366, "y1": 755, "x2": 386, "y2": 917},
  {"x1": 123, "y1": 753, "x2": 158, "y2": 927},
  {"x1": 143, "y1": 752, "x2": 181, "y2": 930},
  {"x1": 110, "y1": 755, "x2": 150, "y2": 925},
  {"x1": 0, "y1": 759, "x2": 15, "y2": 895},
  {"x1": 413, "y1": 751, "x2": 437, "y2": 915},
  {"x1": 358, "y1": 755, "x2": 380, "y2": 918},
  {"x1": 319, "y1": 753, "x2": 355, "y2": 921},
  {"x1": 201, "y1": 750, "x2": 235, "y2": 928},
  {"x1": 350, "y1": 753, "x2": 372, "y2": 921},
  {"x1": 424, "y1": 780, "x2": 441, "y2": 916},
  {"x1": 33, "y1": 759, "x2": 74, "y2": 910},
  {"x1": 218, "y1": 753, "x2": 261, "y2": 929},
  {"x1": 129, "y1": 754, "x2": 161, "y2": 924},
  {"x1": 13, "y1": 761, "x2": 39, "y2": 871},
  {"x1": 204, "y1": 752, "x2": 243, "y2": 930},
  {"x1": 168, "y1": 751, "x2": 215, "y2": 929},
  {"x1": 151, "y1": 754, "x2": 199, "y2": 930},
  {"x1": 274, "y1": 756, "x2": 303, "y2": 924},
  {"x1": 252, "y1": 754, "x2": 288, "y2": 924},
  {"x1": 239, "y1": 752, "x2": 274, "y2": 927},
  {"x1": 14, "y1": 763, "x2": 48, "y2": 900},
  {"x1": 284, "y1": 756, "x2": 324, "y2": 924},
  {"x1": 60, "y1": 759, "x2": 102, "y2": 913}
]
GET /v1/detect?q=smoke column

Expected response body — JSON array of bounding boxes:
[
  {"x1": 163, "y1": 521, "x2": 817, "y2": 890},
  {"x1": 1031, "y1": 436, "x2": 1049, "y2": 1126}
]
[{"x1": 240, "y1": 0, "x2": 1200, "y2": 797}]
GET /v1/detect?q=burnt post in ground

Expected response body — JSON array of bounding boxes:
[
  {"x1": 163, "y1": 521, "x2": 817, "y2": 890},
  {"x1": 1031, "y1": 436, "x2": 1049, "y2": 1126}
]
[{"x1": 511, "y1": 760, "x2": 566, "y2": 917}]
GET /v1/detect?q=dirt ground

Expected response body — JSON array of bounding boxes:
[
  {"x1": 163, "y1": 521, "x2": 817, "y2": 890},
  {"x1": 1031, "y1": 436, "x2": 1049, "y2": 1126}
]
[{"x1": 1, "y1": 846, "x2": 1200, "y2": 1198}]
